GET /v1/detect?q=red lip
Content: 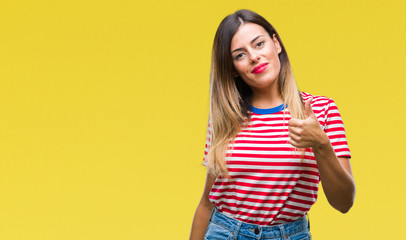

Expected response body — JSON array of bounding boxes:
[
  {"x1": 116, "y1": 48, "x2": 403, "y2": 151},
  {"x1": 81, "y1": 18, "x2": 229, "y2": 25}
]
[{"x1": 251, "y1": 63, "x2": 268, "y2": 74}]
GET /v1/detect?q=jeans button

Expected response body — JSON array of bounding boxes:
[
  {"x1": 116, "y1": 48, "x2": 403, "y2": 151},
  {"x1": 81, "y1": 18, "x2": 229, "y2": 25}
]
[{"x1": 254, "y1": 227, "x2": 260, "y2": 234}]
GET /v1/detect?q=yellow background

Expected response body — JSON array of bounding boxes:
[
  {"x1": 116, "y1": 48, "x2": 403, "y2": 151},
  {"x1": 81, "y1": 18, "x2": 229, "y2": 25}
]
[{"x1": 1, "y1": 0, "x2": 405, "y2": 239}]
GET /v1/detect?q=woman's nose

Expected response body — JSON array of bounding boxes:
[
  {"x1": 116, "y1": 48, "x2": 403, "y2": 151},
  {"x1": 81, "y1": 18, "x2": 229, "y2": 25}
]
[{"x1": 249, "y1": 52, "x2": 260, "y2": 63}]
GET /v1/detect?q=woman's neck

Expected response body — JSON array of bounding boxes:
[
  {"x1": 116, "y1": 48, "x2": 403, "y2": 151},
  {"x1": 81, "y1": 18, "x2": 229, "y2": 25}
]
[{"x1": 250, "y1": 84, "x2": 283, "y2": 109}]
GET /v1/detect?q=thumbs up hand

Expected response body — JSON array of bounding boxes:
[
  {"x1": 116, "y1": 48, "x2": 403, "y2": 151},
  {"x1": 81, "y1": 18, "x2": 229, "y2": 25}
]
[{"x1": 288, "y1": 98, "x2": 329, "y2": 149}]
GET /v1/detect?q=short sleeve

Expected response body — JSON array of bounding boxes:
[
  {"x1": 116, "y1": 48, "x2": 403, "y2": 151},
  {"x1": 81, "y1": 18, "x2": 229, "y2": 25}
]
[
  {"x1": 324, "y1": 99, "x2": 351, "y2": 159},
  {"x1": 202, "y1": 120, "x2": 212, "y2": 166}
]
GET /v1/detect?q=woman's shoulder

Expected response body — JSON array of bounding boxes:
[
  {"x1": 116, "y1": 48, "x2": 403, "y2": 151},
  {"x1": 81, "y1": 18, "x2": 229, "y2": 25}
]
[{"x1": 300, "y1": 91, "x2": 335, "y2": 106}]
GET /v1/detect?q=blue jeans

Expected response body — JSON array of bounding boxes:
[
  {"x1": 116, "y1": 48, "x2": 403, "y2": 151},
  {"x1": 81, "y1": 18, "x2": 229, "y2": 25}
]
[{"x1": 204, "y1": 208, "x2": 311, "y2": 240}]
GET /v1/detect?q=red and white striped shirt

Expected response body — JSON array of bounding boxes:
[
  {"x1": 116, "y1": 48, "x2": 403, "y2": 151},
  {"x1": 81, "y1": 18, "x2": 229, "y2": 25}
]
[{"x1": 202, "y1": 92, "x2": 351, "y2": 225}]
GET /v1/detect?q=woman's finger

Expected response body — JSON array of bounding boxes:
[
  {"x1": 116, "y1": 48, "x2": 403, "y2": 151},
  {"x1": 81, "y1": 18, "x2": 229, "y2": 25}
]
[
  {"x1": 288, "y1": 118, "x2": 302, "y2": 127},
  {"x1": 289, "y1": 138, "x2": 300, "y2": 147},
  {"x1": 289, "y1": 131, "x2": 301, "y2": 142},
  {"x1": 288, "y1": 125, "x2": 303, "y2": 135}
]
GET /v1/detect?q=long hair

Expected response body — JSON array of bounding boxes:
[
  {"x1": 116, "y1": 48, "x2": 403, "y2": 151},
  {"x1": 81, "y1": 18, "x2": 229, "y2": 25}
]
[{"x1": 206, "y1": 9, "x2": 305, "y2": 177}]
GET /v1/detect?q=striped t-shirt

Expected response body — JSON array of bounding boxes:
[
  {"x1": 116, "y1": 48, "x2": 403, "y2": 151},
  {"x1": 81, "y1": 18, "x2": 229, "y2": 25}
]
[{"x1": 202, "y1": 92, "x2": 351, "y2": 225}]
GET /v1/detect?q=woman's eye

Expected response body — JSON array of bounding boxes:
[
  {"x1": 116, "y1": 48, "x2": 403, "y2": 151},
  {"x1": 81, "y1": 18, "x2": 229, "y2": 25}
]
[
  {"x1": 235, "y1": 53, "x2": 244, "y2": 60},
  {"x1": 256, "y1": 41, "x2": 264, "y2": 48}
]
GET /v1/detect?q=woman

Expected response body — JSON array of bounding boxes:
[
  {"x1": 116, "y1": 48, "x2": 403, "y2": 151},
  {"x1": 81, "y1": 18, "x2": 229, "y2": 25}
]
[{"x1": 190, "y1": 9, "x2": 355, "y2": 240}]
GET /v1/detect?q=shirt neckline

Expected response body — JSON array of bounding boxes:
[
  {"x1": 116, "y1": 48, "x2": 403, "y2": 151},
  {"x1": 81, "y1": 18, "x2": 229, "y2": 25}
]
[{"x1": 250, "y1": 103, "x2": 286, "y2": 114}]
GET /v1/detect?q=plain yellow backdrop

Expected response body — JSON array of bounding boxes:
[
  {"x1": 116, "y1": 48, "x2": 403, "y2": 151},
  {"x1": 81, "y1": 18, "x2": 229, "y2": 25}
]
[{"x1": 1, "y1": 0, "x2": 405, "y2": 239}]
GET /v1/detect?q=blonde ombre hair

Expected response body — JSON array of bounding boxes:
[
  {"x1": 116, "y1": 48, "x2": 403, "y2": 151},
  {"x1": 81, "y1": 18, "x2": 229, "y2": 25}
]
[{"x1": 206, "y1": 9, "x2": 305, "y2": 177}]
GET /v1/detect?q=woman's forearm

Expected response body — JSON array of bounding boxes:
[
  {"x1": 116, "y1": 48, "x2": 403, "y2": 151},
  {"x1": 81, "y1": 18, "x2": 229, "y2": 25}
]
[
  {"x1": 189, "y1": 202, "x2": 214, "y2": 240},
  {"x1": 313, "y1": 136, "x2": 356, "y2": 213}
]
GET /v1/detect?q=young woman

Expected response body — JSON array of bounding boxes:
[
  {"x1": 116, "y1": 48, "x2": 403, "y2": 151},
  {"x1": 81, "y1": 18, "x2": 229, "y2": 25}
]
[{"x1": 190, "y1": 9, "x2": 355, "y2": 240}]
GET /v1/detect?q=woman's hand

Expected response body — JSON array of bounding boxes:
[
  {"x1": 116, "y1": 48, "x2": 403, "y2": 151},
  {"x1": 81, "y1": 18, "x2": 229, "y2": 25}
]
[{"x1": 288, "y1": 98, "x2": 329, "y2": 149}]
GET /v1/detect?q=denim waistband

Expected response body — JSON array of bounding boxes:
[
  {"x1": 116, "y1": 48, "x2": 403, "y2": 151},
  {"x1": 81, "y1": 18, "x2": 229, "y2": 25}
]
[{"x1": 209, "y1": 208, "x2": 309, "y2": 239}]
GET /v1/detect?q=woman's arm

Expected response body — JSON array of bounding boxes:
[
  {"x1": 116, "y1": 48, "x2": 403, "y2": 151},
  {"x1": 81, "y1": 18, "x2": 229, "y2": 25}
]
[
  {"x1": 288, "y1": 98, "x2": 356, "y2": 213},
  {"x1": 313, "y1": 144, "x2": 355, "y2": 213},
  {"x1": 189, "y1": 173, "x2": 216, "y2": 240}
]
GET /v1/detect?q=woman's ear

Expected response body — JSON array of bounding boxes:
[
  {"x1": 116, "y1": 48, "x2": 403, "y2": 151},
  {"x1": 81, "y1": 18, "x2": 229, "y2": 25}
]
[{"x1": 272, "y1": 34, "x2": 282, "y2": 54}]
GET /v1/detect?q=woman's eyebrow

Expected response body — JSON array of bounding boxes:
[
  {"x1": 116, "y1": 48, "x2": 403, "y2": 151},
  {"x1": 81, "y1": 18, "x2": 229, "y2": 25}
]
[{"x1": 231, "y1": 35, "x2": 264, "y2": 53}]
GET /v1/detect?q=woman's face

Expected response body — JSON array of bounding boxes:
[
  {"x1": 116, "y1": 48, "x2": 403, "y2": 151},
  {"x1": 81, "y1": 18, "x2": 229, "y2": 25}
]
[{"x1": 230, "y1": 22, "x2": 282, "y2": 91}]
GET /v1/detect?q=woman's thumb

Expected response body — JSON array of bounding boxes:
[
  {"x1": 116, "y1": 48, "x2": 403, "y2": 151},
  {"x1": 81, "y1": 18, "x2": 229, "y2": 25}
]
[{"x1": 304, "y1": 98, "x2": 314, "y2": 117}]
